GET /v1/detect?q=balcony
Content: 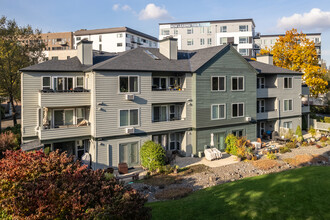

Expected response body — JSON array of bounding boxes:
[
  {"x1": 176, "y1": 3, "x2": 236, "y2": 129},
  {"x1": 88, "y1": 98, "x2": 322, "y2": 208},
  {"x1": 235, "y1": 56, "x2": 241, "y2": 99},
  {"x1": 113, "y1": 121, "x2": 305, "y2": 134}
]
[
  {"x1": 257, "y1": 87, "x2": 279, "y2": 98},
  {"x1": 39, "y1": 89, "x2": 91, "y2": 108},
  {"x1": 257, "y1": 110, "x2": 279, "y2": 120},
  {"x1": 39, "y1": 125, "x2": 91, "y2": 141}
]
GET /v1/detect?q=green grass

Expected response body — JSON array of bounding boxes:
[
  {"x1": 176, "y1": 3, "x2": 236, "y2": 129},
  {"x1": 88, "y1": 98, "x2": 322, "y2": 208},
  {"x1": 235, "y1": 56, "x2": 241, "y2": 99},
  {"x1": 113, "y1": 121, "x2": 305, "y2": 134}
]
[{"x1": 148, "y1": 166, "x2": 330, "y2": 220}]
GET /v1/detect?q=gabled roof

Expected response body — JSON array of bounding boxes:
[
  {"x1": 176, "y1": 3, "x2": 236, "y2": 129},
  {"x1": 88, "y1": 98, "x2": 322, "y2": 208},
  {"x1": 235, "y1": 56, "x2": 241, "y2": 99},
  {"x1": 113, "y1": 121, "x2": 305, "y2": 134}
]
[
  {"x1": 20, "y1": 57, "x2": 89, "y2": 72},
  {"x1": 86, "y1": 45, "x2": 228, "y2": 73},
  {"x1": 246, "y1": 59, "x2": 303, "y2": 75}
]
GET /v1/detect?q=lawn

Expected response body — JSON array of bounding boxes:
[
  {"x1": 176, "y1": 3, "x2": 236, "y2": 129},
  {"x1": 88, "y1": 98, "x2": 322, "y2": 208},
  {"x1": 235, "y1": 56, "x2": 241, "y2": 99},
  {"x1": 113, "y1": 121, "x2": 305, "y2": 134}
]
[{"x1": 148, "y1": 166, "x2": 330, "y2": 220}]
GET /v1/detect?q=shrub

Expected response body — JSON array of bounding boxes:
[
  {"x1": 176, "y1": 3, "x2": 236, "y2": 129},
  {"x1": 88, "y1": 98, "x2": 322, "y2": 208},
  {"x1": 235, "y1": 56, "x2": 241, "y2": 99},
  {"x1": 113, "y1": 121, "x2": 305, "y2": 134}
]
[
  {"x1": 302, "y1": 142, "x2": 308, "y2": 147},
  {"x1": 295, "y1": 125, "x2": 303, "y2": 137},
  {"x1": 225, "y1": 134, "x2": 238, "y2": 155},
  {"x1": 284, "y1": 129, "x2": 294, "y2": 139},
  {"x1": 140, "y1": 141, "x2": 165, "y2": 171},
  {"x1": 2, "y1": 124, "x2": 21, "y2": 146},
  {"x1": 0, "y1": 132, "x2": 19, "y2": 157},
  {"x1": 279, "y1": 146, "x2": 291, "y2": 153},
  {"x1": 308, "y1": 126, "x2": 316, "y2": 137},
  {"x1": 0, "y1": 150, "x2": 151, "y2": 219},
  {"x1": 267, "y1": 152, "x2": 277, "y2": 160},
  {"x1": 324, "y1": 117, "x2": 330, "y2": 123},
  {"x1": 286, "y1": 142, "x2": 296, "y2": 149},
  {"x1": 297, "y1": 136, "x2": 304, "y2": 143}
]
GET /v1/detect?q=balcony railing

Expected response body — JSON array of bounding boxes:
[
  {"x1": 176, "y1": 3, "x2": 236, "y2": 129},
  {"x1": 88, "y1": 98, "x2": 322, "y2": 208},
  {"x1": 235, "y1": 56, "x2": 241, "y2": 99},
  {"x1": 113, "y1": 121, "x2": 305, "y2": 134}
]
[
  {"x1": 39, "y1": 89, "x2": 91, "y2": 108},
  {"x1": 257, "y1": 110, "x2": 278, "y2": 120},
  {"x1": 39, "y1": 124, "x2": 91, "y2": 141}
]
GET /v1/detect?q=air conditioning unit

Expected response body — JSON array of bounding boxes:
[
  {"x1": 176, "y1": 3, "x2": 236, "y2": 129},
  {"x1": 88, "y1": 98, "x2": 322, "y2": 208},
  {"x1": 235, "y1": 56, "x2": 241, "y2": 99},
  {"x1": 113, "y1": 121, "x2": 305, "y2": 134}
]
[
  {"x1": 125, "y1": 127, "x2": 135, "y2": 134},
  {"x1": 125, "y1": 94, "x2": 135, "y2": 101},
  {"x1": 245, "y1": 117, "x2": 252, "y2": 122}
]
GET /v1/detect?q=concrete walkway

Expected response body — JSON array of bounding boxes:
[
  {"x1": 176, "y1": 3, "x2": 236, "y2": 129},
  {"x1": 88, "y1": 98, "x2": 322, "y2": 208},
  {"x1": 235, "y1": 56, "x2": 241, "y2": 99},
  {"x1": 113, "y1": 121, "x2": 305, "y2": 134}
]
[{"x1": 174, "y1": 153, "x2": 238, "y2": 168}]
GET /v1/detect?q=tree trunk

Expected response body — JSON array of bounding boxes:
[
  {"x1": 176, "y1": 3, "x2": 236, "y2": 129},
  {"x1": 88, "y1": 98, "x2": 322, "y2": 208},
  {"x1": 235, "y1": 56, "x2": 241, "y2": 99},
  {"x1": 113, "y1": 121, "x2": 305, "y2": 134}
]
[{"x1": 9, "y1": 96, "x2": 17, "y2": 126}]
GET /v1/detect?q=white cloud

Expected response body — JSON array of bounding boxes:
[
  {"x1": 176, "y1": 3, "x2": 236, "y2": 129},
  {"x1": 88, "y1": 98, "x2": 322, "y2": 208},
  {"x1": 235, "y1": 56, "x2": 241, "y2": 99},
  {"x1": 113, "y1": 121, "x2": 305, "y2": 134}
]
[
  {"x1": 121, "y1": 4, "x2": 132, "y2": 11},
  {"x1": 112, "y1": 4, "x2": 120, "y2": 11},
  {"x1": 139, "y1": 3, "x2": 173, "y2": 20},
  {"x1": 277, "y1": 8, "x2": 330, "y2": 31}
]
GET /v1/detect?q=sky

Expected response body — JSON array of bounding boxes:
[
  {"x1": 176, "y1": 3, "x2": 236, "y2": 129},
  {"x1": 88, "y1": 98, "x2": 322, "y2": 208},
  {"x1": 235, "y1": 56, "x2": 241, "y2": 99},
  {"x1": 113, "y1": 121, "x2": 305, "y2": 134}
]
[{"x1": 1, "y1": 0, "x2": 330, "y2": 64}]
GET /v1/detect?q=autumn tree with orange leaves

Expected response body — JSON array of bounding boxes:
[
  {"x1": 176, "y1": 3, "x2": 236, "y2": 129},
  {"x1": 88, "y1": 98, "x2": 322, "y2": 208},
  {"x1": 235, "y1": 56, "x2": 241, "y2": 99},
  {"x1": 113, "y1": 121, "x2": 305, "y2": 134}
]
[{"x1": 260, "y1": 28, "x2": 328, "y2": 97}]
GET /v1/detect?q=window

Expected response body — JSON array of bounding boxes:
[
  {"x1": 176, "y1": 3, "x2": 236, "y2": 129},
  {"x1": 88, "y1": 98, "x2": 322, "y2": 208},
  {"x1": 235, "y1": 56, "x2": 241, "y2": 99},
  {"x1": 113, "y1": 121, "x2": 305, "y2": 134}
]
[
  {"x1": 283, "y1": 121, "x2": 293, "y2": 129},
  {"x1": 51, "y1": 56, "x2": 58, "y2": 60},
  {"x1": 284, "y1": 99, "x2": 293, "y2": 111},
  {"x1": 161, "y1": 29, "x2": 170, "y2": 35},
  {"x1": 76, "y1": 37, "x2": 81, "y2": 41},
  {"x1": 174, "y1": 29, "x2": 178, "y2": 35},
  {"x1": 120, "y1": 109, "x2": 139, "y2": 127},
  {"x1": 76, "y1": 76, "x2": 84, "y2": 88},
  {"x1": 211, "y1": 104, "x2": 226, "y2": 120},
  {"x1": 207, "y1": 38, "x2": 212, "y2": 45},
  {"x1": 117, "y1": 43, "x2": 123, "y2": 47},
  {"x1": 211, "y1": 76, "x2": 225, "y2": 91},
  {"x1": 314, "y1": 38, "x2": 320, "y2": 43},
  {"x1": 187, "y1": 39, "x2": 194, "y2": 46},
  {"x1": 52, "y1": 77, "x2": 74, "y2": 91},
  {"x1": 42, "y1": 77, "x2": 51, "y2": 90},
  {"x1": 239, "y1": 49, "x2": 248, "y2": 56},
  {"x1": 169, "y1": 133, "x2": 182, "y2": 150},
  {"x1": 153, "y1": 104, "x2": 183, "y2": 122},
  {"x1": 257, "y1": 99, "x2": 265, "y2": 113},
  {"x1": 200, "y1": 38, "x2": 205, "y2": 45},
  {"x1": 99, "y1": 35, "x2": 102, "y2": 42},
  {"x1": 54, "y1": 109, "x2": 74, "y2": 127},
  {"x1": 152, "y1": 134, "x2": 168, "y2": 148},
  {"x1": 232, "y1": 76, "x2": 244, "y2": 91},
  {"x1": 239, "y1": 25, "x2": 248, "y2": 32},
  {"x1": 119, "y1": 76, "x2": 138, "y2": 93},
  {"x1": 232, "y1": 103, "x2": 244, "y2": 118},
  {"x1": 239, "y1": 37, "x2": 248, "y2": 44},
  {"x1": 67, "y1": 56, "x2": 70, "y2": 59},
  {"x1": 220, "y1": 37, "x2": 227, "y2": 45},
  {"x1": 99, "y1": 44, "x2": 102, "y2": 51},
  {"x1": 152, "y1": 77, "x2": 167, "y2": 90},
  {"x1": 284, "y1": 77, "x2": 293, "y2": 89},
  {"x1": 207, "y1": 27, "x2": 212, "y2": 33},
  {"x1": 117, "y1": 33, "x2": 123, "y2": 38},
  {"x1": 257, "y1": 77, "x2": 265, "y2": 89},
  {"x1": 220, "y1": 26, "x2": 227, "y2": 32},
  {"x1": 232, "y1": 130, "x2": 243, "y2": 137},
  {"x1": 200, "y1": 27, "x2": 205, "y2": 34},
  {"x1": 187, "y1": 28, "x2": 193, "y2": 34}
]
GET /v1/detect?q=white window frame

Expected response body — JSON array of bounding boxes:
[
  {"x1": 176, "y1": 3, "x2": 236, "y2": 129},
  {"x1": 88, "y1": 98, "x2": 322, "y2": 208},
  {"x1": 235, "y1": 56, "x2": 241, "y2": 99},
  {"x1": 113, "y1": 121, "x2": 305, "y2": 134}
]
[
  {"x1": 239, "y1": 37, "x2": 249, "y2": 44},
  {"x1": 284, "y1": 77, "x2": 293, "y2": 89},
  {"x1": 239, "y1": 25, "x2": 248, "y2": 32},
  {"x1": 52, "y1": 108, "x2": 76, "y2": 128},
  {"x1": 220, "y1": 26, "x2": 227, "y2": 33},
  {"x1": 257, "y1": 77, "x2": 265, "y2": 89},
  {"x1": 42, "y1": 76, "x2": 51, "y2": 90},
  {"x1": 200, "y1": 38, "x2": 205, "y2": 45},
  {"x1": 257, "y1": 99, "x2": 265, "y2": 113},
  {"x1": 187, "y1": 39, "x2": 194, "y2": 46},
  {"x1": 231, "y1": 76, "x2": 244, "y2": 91},
  {"x1": 207, "y1": 38, "x2": 212, "y2": 45},
  {"x1": 211, "y1": 76, "x2": 226, "y2": 92},
  {"x1": 76, "y1": 76, "x2": 84, "y2": 88},
  {"x1": 119, "y1": 108, "x2": 140, "y2": 128},
  {"x1": 283, "y1": 99, "x2": 293, "y2": 112},
  {"x1": 187, "y1": 28, "x2": 193, "y2": 34},
  {"x1": 118, "y1": 75, "x2": 140, "y2": 94},
  {"x1": 161, "y1": 29, "x2": 170, "y2": 35},
  {"x1": 117, "y1": 33, "x2": 123, "y2": 38},
  {"x1": 232, "y1": 103, "x2": 244, "y2": 118},
  {"x1": 283, "y1": 121, "x2": 293, "y2": 129},
  {"x1": 211, "y1": 104, "x2": 226, "y2": 120},
  {"x1": 220, "y1": 37, "x2": 227, "y2": 45},
  {"x1": 152, "y1": 105, "x2": 168, "y2": 122},
  {"x1": 239, "y1": 49, "x2": 249, "y2": 56}
]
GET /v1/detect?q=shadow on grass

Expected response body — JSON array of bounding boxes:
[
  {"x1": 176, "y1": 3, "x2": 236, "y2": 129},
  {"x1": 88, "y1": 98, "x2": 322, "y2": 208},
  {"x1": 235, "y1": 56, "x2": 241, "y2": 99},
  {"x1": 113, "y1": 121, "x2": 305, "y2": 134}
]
[{"x1": 148, "y1": 164, "x2": 330, "y2": 220}]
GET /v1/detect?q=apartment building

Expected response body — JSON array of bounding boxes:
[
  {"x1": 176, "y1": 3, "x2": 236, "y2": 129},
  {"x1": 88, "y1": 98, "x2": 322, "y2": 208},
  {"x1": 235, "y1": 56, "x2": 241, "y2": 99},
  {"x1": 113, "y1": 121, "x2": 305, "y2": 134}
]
[
  {"x1": 159, "y1": 19, "x2": 256, "y2": 57},
  {"x1": 73, "y1": 27, "x2": 158, "y2": 53},
  {"x1": 254, "y1": 33, "x2": 322, "y2": 61},
  {"x1": 20, "y1": 38, "x2": 307, "y2": 169},
  {"x1": 41, "y1": 32, "x2": 74, "y2": 51}
]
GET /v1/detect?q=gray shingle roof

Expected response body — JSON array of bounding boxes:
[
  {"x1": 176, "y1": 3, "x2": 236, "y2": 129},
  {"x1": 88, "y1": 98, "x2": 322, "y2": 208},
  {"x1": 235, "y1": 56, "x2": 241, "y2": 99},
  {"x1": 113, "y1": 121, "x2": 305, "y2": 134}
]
[
  {"x1": 87, "y1": 44, "x2": 228, "y2": 73},
  {"x1": 246, "y1": 59, "x2": 303, "y2": 75},
  {"x1": 20, "y1": 57, "x2": 89, "y2": 72}
]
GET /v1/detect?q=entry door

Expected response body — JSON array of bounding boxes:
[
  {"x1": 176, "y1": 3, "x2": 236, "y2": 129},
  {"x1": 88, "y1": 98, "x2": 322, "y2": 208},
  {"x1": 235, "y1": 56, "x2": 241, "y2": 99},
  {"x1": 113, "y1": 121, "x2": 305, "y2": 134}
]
[
  {"x1": 214, "y1": 132, "x2": 226, "y2": 151},
  {"x1": 119, "y1": 142, "x2": 139, "y2": 167},
  {"x1": 260, "y1": 122, "x2": 265, "y2": 137}
]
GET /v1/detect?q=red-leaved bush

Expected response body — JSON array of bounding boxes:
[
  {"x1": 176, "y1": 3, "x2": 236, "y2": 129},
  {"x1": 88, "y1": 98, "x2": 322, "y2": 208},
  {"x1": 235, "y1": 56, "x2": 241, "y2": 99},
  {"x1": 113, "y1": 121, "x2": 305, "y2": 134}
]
[
  {"x1": 0, "y1": 150, "x2": 151, "y2": 219},
  {"x1": 0, "y1": 132, "x2": 19, "y2": 157}
]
